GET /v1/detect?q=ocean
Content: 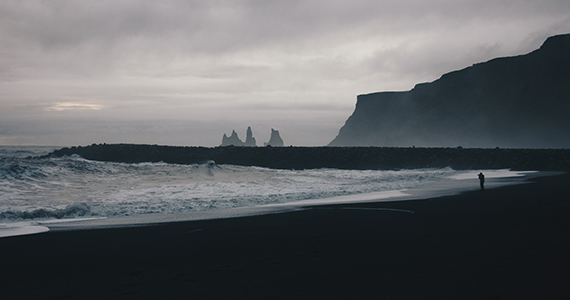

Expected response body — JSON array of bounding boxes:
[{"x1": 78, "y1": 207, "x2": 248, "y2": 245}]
[{"x1": 0, "y1": 146, "x2": 531, "y2": 237}]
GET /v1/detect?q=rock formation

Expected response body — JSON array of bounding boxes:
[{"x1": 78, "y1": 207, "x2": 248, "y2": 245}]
[
  {"x1": 329, "y1": 33, "x2": 570, "y2": 148},
  {"x1": 221, "y1": 130, "x2": 244, "y2": 146},
  {"x1": 244, "y1": 126, "x2": 257, "y2": 147},
  {"x1": 46, "y1": 144, "x2": 570, "y2": 171},
  {"x1": 265, "y1": 128, "x2": 284, "y2": 147},
  {"x1": 221, "y1": 127, "x2": 257, "y2": 147}
]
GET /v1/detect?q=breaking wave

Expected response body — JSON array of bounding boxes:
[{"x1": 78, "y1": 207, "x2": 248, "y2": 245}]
[
  {"x1": 0, "y1": 203, "x2": 91, "y2": 221},
  {"x1": 1, "y1": 146, "x2": 466, "y2": 222}
]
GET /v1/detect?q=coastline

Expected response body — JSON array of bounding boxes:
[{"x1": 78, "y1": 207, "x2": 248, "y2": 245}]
[
  {"x1": 41, "y1": 169, "x2": 546, "y2": 232},
  {"x1": 1, "y1": 171, "x2": 569, "y2": 299}
]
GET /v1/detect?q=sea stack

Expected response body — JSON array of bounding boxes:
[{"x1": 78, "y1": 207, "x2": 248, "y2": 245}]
[
  {"x1": 221, "y1": 127, "x2": 257, "y2": 147},
  {"x1": 265, "y1": 128, "x2": 284, "y2": 147},
  {"x1": 221, "y1": 130, "x2": 245, "y2": 146},
  {"x1": 244, "y1": 126, "x2": 257, "y2": 147}
]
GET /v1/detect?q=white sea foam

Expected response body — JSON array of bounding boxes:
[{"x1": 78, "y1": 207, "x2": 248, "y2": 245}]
[
  {"x1": 0, "y1": 222, "x2": 49, "y2": 238},
  {"x1": 0, "y1": 217, "x2": 108, "y2": 238},
  {"x1": 0, "y1": 146, "x2": 539, "y2": 237}
]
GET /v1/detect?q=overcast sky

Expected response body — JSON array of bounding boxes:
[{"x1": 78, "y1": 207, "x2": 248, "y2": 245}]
[{"x1": 1, "y1": 0, "x2": 569, "y2": 147}]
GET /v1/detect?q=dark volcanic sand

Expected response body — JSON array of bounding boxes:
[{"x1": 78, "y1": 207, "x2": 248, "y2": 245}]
[{"x1": 1, "y1": 173, "x2": 569, "y2": 299}]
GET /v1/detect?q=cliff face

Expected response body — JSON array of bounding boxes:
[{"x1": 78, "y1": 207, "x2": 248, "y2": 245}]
[{"x1": 329, "y1": 33, "x2": 570, "y2": 148}]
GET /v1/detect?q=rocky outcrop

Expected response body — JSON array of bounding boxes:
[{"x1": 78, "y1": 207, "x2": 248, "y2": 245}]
[
  {"x1": 221, "y1": 127, "x2": 257, "y2": 147},
  {"x1": 221, "y1": 130, "x2": 244, "y2": 146},
  {"x1": 265, "y1": 128, "x2": 284, "y2": 147},
  {"x1": 45, "y1": 144, "x2": 570, "y2": 171},
  {"x1": 329, "y1": 33, "x2": 570, "y2": 148},
  {"x1": 245, "y1": 126, "x2": 256, "y2": 147}
]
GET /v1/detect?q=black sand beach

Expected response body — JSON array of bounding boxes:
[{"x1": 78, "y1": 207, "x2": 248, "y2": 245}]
[{"x1": 1, "y1": 172, "x2": 569, "y2": 299}]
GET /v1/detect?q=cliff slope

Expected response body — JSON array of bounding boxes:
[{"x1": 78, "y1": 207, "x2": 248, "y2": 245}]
[{"x1": 329, "y1": 33, "x2": 570, "y2": 148}]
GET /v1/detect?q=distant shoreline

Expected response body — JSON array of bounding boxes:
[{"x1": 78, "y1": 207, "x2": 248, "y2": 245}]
[{"x1": 43, "y1": 143, "x2": 570, "y2": 171}]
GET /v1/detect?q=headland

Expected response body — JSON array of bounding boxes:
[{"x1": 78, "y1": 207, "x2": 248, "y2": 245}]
[{"x1": 44, "y1": 143, "x2": 570, "y2": 171}]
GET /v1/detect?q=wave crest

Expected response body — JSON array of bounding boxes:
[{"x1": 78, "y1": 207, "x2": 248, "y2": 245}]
[
  {"x1": 0, "y1": 163, "x2": 49, "y2": 180},
  {"x1": 0, "y1": 203, "x2": 91, "y2": 221}
]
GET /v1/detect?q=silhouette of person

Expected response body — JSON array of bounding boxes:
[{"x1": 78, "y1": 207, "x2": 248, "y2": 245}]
[{"x1": 478, "y1": 172, "x2": 485, "y2": 190}]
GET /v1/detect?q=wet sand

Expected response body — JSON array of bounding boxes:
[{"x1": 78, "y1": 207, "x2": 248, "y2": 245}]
[{"x1": 1, "y1": 172, "x2": 569, "y2": 299}]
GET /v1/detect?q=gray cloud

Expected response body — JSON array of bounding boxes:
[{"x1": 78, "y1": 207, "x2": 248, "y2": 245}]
[{"x1": 1, "y1": 0, "x2": 569, "y2": 146}]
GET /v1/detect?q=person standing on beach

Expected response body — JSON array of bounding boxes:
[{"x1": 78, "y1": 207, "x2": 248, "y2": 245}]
[{"x1": 478, "y1": 172, "x2": 485, "y2": 190}]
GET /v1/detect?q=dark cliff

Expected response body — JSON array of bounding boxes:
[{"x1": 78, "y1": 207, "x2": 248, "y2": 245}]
[{"x1": 329, "y1": 33, "x2": 570, "y2": 148}]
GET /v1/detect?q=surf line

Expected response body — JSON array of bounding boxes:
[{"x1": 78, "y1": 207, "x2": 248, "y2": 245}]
[{"x1": 319, "y1": 207, "x2": 415, "y2": 214}]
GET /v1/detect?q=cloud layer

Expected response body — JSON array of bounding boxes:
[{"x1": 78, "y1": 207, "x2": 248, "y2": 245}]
[{"x1": 1, "y1": 0, "x2": 569, "y2": 146}]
